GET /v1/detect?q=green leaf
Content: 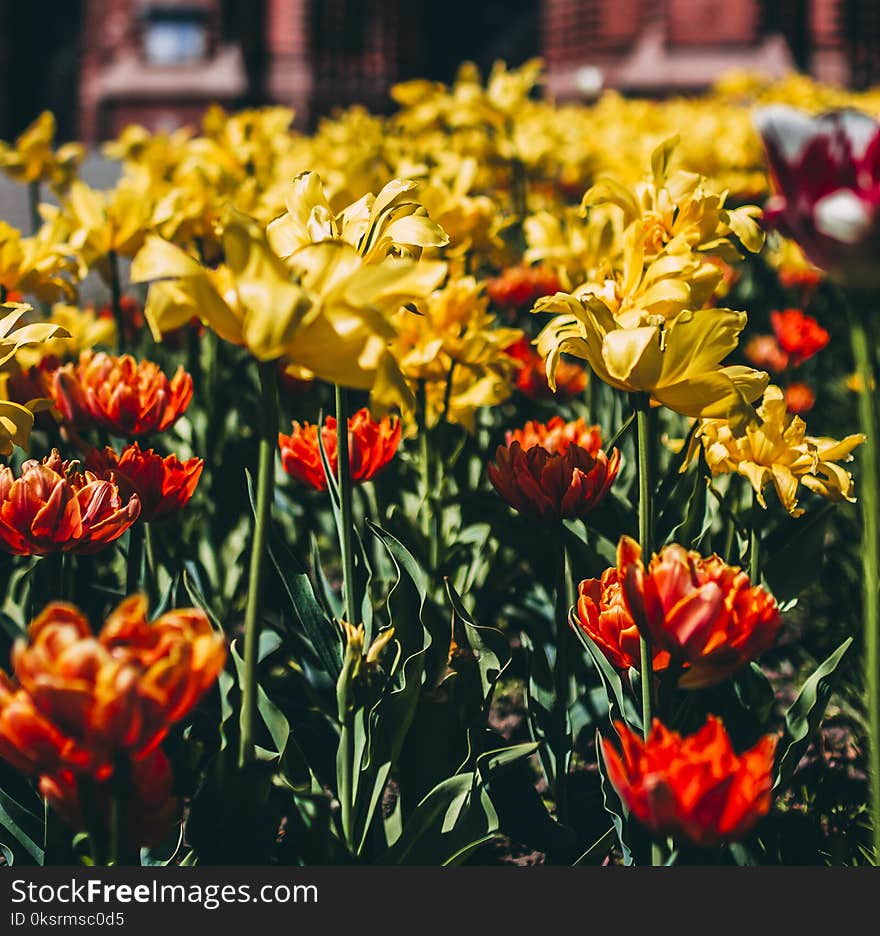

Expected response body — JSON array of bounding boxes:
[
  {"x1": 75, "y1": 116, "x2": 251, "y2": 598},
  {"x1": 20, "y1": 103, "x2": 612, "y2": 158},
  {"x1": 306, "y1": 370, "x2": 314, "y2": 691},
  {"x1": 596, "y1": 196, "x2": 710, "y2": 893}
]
[
  {"x1": 570, "y1": 613, "x2": 641, "y2": 733},
  {"x1": 596, "y1": 728, "x2": 633, "y2": 866},
  {"x1": 309, "y1": 534, "x2": 342, "y2": 620},
  {"x1": 764, "y1": 503, "x2": 834, "y2": 604},
  {"x1": 181, "y1": 566, "x2": 223, "y2": 631},
  {"x1": 382, "y1": 772, "x2": 494, "y2": 865},
  {"x1": 384, "y1": 743, "x2": 536, "y2": 866},
  {"x1": 0, "y1": 786, "x2": 44, "y2": 865},
  {"x1": 140, "y1": 827, "x2": 184, "y2": 867},
  {"x1": 667, "y1": 462, "x2": 713, "y2": 550},
  {"x1": 230, "y1": 642, "x2": 313, "y2": 791},
  {"x1": 268, "y1": 522, "x2": 342, "y2": 679},
  {"x1": 337, "y1": 522, "x2": 433, "y2": 857},
  {"x1": 445, "y1": 578, "x2": 511, "y2": 710},
  {"x1": 775, "y1": 637, "x2": 853, "y2": 791}
]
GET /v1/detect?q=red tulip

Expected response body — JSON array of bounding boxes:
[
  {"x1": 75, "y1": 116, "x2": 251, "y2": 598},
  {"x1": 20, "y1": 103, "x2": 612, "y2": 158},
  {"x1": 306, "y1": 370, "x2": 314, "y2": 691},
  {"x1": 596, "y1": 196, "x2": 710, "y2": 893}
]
[
  {"x1": 770, "y1": 308, "x2": 829, "y2": 365},
  {"x1": 785, "y1": 382, "x2": 816, "y2": 415},
  {"x1": 487, "y1": 264, "x2": 561, "y2": 314},
  {"x1": 602, "y1": 716, "x2": 777, "y2": 848},
  {"x1": 86, "y1": 443, "x2": 203, "y2": 522},
  {"x1": 744, "y1": 335, "x2": 789, "y2": 374},
  {"x1": 51, "y1": 350, "x2": 193, "y2": 438},
  {"x1": 0, "y1": 450, "x2": 140, "y2": 555},
  {"x1": 488, "y1": 422, "x2": 619, "y2": 522},
  {"x1": 504, "y1": 336, "x2": 587, "y2": 401},
  {"x1": 616, "y1": 535, "x2": 782, "y2": 688},
  {"x1": 506, "y1": 416, "x2": 602, "y2": 456},
  {"x1": 279, "y1": 408, "x2": 401, "y2": 493}
]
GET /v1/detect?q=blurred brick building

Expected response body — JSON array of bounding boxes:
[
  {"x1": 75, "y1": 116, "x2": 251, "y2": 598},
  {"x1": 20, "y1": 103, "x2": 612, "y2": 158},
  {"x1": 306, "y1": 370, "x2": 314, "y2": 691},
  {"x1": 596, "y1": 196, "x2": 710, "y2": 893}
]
[{"x1": 1, "y1": 0, "x2": 880, "y2": 142}]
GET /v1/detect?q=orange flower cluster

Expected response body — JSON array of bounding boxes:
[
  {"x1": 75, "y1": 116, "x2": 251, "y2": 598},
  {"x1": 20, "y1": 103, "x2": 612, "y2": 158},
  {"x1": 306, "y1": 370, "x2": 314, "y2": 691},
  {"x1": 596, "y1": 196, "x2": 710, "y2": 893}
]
[
  {"x1": 0, "y1": 450, "x2": 140, "y2": 555},
  {"x1": 578, "y1": 537, "x2": 781, "y2": 687},
  {"x1": 770, "y1": 308, "x2": 829, "y2": 365},
  {"x1": 487, "y1": 264, "x2": 561, "y2": 314},
  {"x1": 86, "y1": 443, "x2": 203, "y2": 522},
  {"x1": 504, "y1": 336, "x2": 587, "y2": 401},
  {"x1": 602, "y1": 717, "x2": 777, "y2": 847},
  {"x1": 52, "y1": 350, "x2": 193, "y2": 437},
  {"x1": 0, "y1": 596, "x2": 226, "y2": 846},
  {"x1": 488, "y1": 417, "x2": 619, "y2": 521},
  {"x1": 279, "y1": 407, "x2": 401, "y2": 492},
  {"x1": 575, "y1": 569, "x2": 670, "y2": 672}
]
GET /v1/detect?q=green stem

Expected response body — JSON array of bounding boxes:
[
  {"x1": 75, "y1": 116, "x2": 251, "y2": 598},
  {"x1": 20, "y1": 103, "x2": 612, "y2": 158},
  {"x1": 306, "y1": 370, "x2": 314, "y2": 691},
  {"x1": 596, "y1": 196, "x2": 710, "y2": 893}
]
[
  {"x1": 108, "y1": 250, "x2": 124, "y2": 353},
  {"x1": 109, "y1": 755, "x2": 133, "y2": 866},
  {"x1": 143, "y1": 522, "x2": 157, "y2": 606},
  {"x1": 749, "y1": 488, "x2": 761, "y2": 586},
  {"x1": 78, "y1": 777, "x2": 105, "y2": 867},
  {"x1": 335, "y1": 385, "x2": 357, "y2": 628},
  {"x1": 27, "y1": 180, "x2": 40, "y2": 235},
  {"x1": 339, "y1": 720, "x2": 356, "y2": 853},
  {"x1": 848, "y1": 304, "x2": 880, "y2": 862},
  {"x1": 510, "y1": 155, "x2": 528, "y2": 252},
  {"x1": 635, "y1": 394, "x2": 662, "y2": 867},
  {"x1": 417, "y1": 381, "x2": 431, "y2": 545},
  {"x1": 125, "y1": 523, "x2": 144, "y2": 595},
  {"x1": 635, "y1": 397, "x2": 655, "y2": 735},
  {"x1": 239, "y1": 360, "x2": 278, "y2": 767},
  {"x1": 553, "y1": 532, "x2": 570, "y2": 827},
  {"x1": 39, "y1": 552, "x2": 65, "y2": 605}
]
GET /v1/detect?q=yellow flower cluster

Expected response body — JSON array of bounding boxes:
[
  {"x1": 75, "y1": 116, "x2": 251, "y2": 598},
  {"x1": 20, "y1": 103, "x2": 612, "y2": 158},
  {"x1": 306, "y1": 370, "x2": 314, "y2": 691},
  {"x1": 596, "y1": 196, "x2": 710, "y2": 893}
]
[
  {"x1": 535, "y1": 137, "x2": 768, "y2": 428},
  {"x1": 0, "y1": 61, "x2": 875, "y2": 455}
]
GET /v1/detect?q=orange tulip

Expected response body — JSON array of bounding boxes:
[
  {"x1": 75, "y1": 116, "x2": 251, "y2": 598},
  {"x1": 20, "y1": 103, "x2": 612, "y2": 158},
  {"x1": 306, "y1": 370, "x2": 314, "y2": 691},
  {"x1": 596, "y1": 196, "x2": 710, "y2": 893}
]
[
  {"x1": 506, "y1": 415, "x2": 602, "y2": 456},
  {"x1": 279, "y1": 407, "x2": 401, "y2": 492},
  {"x1": 51, "y1": 350, "x2": 193, "y2": 437},
  {"x1": 602, "y1": 716, "x2": 777, "y2": 848},
  {"x1": 0, "y1": 450, "x2": 140, "y2": 555},
  {"x1": 1, "y1": 595, "x2": 226, "y2": 779},
  {"x1": 488, "y1": 428, "x2": 620, "y2": 521},
  {"x1": 616, "y1": 536, "x2": 781, "y2": 688},
  {"x1": 575, "y1": 569, "x2": 670, "y2": 672},
  {"x1": 86, "y1": 443, "x2": 203, "y2": 522}
]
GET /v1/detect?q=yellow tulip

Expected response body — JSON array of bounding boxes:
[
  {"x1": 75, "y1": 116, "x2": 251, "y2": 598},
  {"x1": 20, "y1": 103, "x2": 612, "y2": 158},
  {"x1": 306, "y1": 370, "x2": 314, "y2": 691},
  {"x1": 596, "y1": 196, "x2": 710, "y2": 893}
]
[
  {"x1": 0, "y1": 302, "x2": 70, "y2": 454},
  {"x1": 536, "y1": 289, "x2": 767, "y2": 426},
  {"x1": 14, "y1": 304, "x2": 115, "y2": 370},
  {"x1": 0, "y1": 221, "x2": 76, "y2": 304},
  {"x1": 686, "y1": 385, "x2": 865, "y2": 516},
  {"x1": 389, "y1": 276, "x2": 521, "y2": 429},
  {"x1": 0, "y1": 112, "x2": 84, "y2": 191},
  {"x1": 64, "y1": 179, "x2": 154, "y2": 276},
  {"x1": 133, "y1": 211, "x2": 446, "y2": 411},
  {"x1": 582, "y1": 136, "x2": 765, "y2": 263},
  {"x1": 267, "y1": 172, "x2": 448, "y2": 265}
]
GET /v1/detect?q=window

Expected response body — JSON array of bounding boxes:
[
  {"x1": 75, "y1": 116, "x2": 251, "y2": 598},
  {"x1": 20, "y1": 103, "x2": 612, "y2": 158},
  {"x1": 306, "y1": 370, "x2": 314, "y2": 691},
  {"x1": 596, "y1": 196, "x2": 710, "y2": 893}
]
[{"x1": 143, "y1": 8, "x2": 209, "y2": 66}]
